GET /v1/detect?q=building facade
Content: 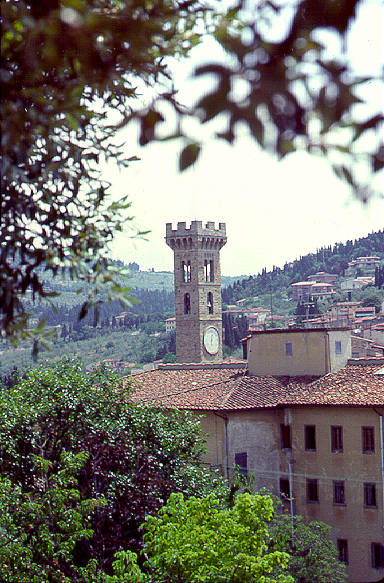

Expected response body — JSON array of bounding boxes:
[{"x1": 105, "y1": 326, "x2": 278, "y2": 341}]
[
  {"x1": 132, "y1": 328, "x2": 384, "y2": 583},
  {"x1": 165, "y1": 221, "x2": 227, "y2": 363}
]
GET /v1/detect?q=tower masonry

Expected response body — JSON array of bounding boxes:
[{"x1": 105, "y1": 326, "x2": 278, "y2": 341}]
[{"x1": 166, "y1": 221, "x2": 227, "y2": 363}]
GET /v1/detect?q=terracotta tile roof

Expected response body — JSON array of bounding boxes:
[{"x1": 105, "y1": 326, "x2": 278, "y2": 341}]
[{"x1": 131, "y1": 363, "x2": 384, "y2": 411}]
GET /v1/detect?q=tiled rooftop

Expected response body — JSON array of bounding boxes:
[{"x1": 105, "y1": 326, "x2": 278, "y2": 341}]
[{"x1": 130, "y1": 362, "x2": 384, "y2": 411}]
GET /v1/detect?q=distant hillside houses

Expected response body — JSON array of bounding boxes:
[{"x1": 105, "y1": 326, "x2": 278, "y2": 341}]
[
  {"x1": 165, "y1": 317, "x2": 176, "y2": 333},
  {"x1": 345, "y1": 255, "x2": 382, "y2": 277},
  {"x1": 299, "y1": 300, "x2": 380, "y2": 328},
  {"x1": 291, "y1": 279, "x2": 336, "y2": 301},
  {"x1": 290, "y1": 270, "x2": 340, "y2": 301},
  {"x1": 340, "y1": 276, "x2": 375, "y2": 291},
  {"x1": 223, "y1": 306, "x2": 272, "y2": 331},
  {"x1": 290, "y1": 256, "x2": 383, "y2": 299}
]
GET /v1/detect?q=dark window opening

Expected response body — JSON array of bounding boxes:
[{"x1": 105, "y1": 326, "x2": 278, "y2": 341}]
[
  {"x1": 333, "y1": 481, "x2": 345, "y2": 505},
  {"x1": 285, "y1": 341, "x2": 293, "y2": 356},
  {"x1": 331, "y1": 426, "x2": 343, "y2": 452},
  {"x1": 337, "y1": 539, "x2": 349, "y2": 564},
  {"x1": 335, "y1": 340, "x2": 342, "y2": 354},
  {"x1": 182, "y1": 260, "x2": 191, "y2": 283},
  {"x1": 234, "y1": 452, "x2": 247, "y2": 477},
  {"x1": 279, "y1": 478, "x2": 290, "y2": 498},
  {"x1": 362, "y1": 426, "x2": 375, "y2": 453},
  {"x1": 207, "y1": 292, "x2": 213, "y2": 314},
  {"x1": 204, "y1": 259, "x2": 214, "y2": 282},
  {"x1": 184, "y1": 293, "x2": 190, "y2": 314},
  {"x1": 305, "y1": 425, "x2": 316, "y2": 451},
  {"x1": 364, "y1": 483, "x2": 377, "y2": 507},
  {"x1": 280, "y1": 424, "x2": 291, "y2": 449},
  {"x1": 371, "y1": 543, "x2": 384, "y2": 569},
  {"x1": 306, "y1": 478, "x2": 318, "y2": 502}
]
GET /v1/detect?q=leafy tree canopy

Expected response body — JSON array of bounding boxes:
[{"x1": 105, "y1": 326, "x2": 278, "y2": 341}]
[
  {"x1": 111, "y1": 491, "x2": 294, "y2": 583},
  {"x1": 0, "y1": 453, "x2": 105, "y2": 582},
  {"x1": 2, "y1": 0, "x2": 383, "y2": 345},
  {"x1": 1, "y1": 0, "x2": 207, "y2": 346},
  {"x1": 269, "y1": 514, "x2": 347, "y2": 583},
  {"x1": 0, "y1": 360, "x2": 227, "y2": 579}
]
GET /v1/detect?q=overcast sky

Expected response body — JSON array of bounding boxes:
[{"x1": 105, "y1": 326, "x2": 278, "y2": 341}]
[{"x1": 105, "y1": 0, "x2": 383, "y2": 277}]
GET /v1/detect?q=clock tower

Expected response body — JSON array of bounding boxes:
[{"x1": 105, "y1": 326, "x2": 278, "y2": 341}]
[{"x1": 166, "y1": 221, "x2": 227, "y2": 363}]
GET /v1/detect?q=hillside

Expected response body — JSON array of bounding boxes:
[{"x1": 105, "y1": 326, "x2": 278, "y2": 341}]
[
  {"x1": 39, "y1": 263, "x2": 240, "y2": 305},
  {"x1": 222, "y1": 230, "x2": 384, "y2": 305}
]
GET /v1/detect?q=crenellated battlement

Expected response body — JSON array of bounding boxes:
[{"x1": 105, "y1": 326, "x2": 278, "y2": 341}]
[
  {"x1": 166, "y1": 221, "x2": 227, "y2": 250},
  {"x1": 166, "y1": 221, "x2": 226, "y2": 237}
]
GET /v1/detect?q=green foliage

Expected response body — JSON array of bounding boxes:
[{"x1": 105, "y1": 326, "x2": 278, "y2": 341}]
[
  {"x1": 0, "y1": 327, "x2": 175, "y2": 378},
  {"x1": 358, "y1": 289, "x2": 384, "y2": 313},
  {"x1": 0, "y1": 453, "x2": 105, "y2": 583},
  {"x1": 375, "y1": 265, "x2": 384, "y2": 288},
  {"x1": 223, "y1": 311, "x2": 249, "y2": 348},
  {"x1": 1, "y1": 0, "x2": 207, "y2": 344},
  {"x1": 112, "y1": 492, "x2": 293, "y2": 583},
  {"x1": 0, "y1": 360, "x2": 227, "y2": 577},
  {"x1": 269, "y1": 514, "x2": 347, "y2": 583}
]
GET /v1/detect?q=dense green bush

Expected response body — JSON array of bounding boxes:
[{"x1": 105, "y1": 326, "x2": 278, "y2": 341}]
[{"x1": 0, "y1": 360, "x2": 227, "y2": 580}]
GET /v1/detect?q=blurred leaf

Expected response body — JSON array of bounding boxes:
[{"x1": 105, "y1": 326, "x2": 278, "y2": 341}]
[
  {"x1": 352, "y1": 115, "x2": 384, "y2": 143},
  {"x1": 179, "y1": 143, "x2": 201, "y2": 172},
  {"x1": 372, "y1": 145, "x2": 384, "y2": 173}
]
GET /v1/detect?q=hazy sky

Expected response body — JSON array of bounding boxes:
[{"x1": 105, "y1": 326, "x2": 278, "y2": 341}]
[{"x1": 106, "y1": 0, "x2": 383, "y2": 277}]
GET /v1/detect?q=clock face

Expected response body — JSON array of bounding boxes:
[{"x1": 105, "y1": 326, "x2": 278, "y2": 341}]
[{"x1": 203, "y1": 326, "x2": 220, "y2": 355}]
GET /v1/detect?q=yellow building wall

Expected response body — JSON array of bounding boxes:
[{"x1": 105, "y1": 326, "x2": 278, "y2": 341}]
[
  {"x1": 226, "y1": 409, "x2": 283, "y2": 490},
  {"x1": 247, "y1": 330, "x2": 329, "y2": 376},
  {"x1": 197, "y1": 412, "x2": 226, "y2": 470},
  {"x1": 197, "y1": 406, "x2": 384, "y2": 583},
  {"x1": 247, "y1": 329, "x2": 351, "y2": 376},
  {"x1": 290, "y1": 406, "x2": 383, "y2": 583}
]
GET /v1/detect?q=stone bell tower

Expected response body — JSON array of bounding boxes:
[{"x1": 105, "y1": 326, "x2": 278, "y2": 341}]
[{"x1": 165, "y1": 221, "x2": 227, "y2": 363}]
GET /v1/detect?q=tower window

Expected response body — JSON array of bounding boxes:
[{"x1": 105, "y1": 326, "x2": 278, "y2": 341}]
[
  {"x1": 207, "y1": 292, "x2": 213, "y2": 314},
  {"x1": 204, "y1": 259, "x2": 214, "y2": 282},
  {"x1": 364, "y1": 483, "x2": 377, "y2": 507},
  {"x1": 362, "y1": 426, "x2": 375, "y2": 453},
  {"x1": 182, "y1": 261, "x2": 191, "y2": 282},
  {"x1": 335, "y1": 340, "x2": 342, "y2": 354},
  {"x1": 184, "y1": 293, "x2": 191, "y2": 314}
]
